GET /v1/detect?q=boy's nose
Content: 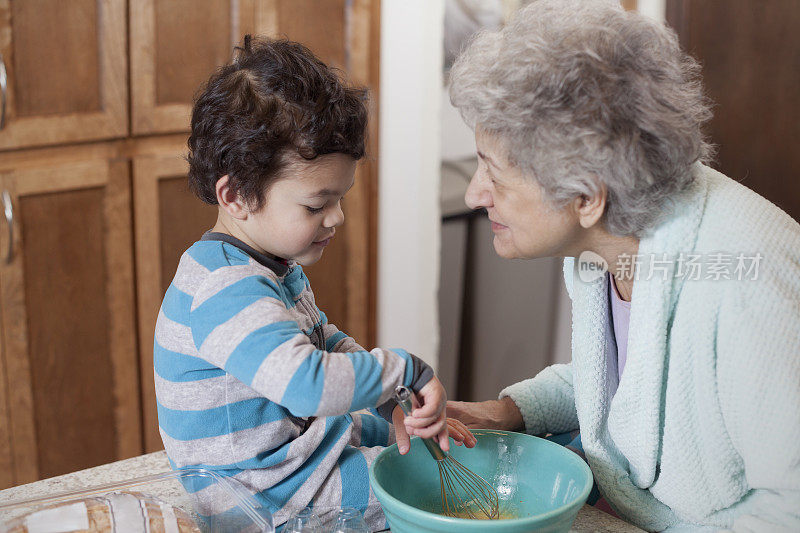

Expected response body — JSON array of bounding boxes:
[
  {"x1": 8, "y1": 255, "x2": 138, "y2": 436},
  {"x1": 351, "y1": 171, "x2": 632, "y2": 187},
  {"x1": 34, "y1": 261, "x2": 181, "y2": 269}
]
[
  {"x1": 324, "y1": 202, "x2": 345, "y2": 228},
  {"x1": 464, "y1": 172, "x2": 492, "y2": 210}
]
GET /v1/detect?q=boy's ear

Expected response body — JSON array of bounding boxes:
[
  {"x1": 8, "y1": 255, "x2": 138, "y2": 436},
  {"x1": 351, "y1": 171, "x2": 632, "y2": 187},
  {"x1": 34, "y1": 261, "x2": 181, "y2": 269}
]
[{"x1": 216, "y1": 175, "x2": 249, "y2": 220}]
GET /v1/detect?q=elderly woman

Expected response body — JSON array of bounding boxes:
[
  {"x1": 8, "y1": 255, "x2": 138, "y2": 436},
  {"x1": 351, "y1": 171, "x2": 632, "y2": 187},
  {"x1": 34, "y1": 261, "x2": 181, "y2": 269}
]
[{"x1": 443, "y1": 0, "x2": 800, "y2": 531}]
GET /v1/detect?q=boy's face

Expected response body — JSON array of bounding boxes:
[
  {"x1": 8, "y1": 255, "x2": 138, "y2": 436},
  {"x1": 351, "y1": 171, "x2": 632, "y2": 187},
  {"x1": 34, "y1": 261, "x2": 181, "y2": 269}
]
[{"x1": 240, "y1": 153, "x2": 356, "y2": 265}]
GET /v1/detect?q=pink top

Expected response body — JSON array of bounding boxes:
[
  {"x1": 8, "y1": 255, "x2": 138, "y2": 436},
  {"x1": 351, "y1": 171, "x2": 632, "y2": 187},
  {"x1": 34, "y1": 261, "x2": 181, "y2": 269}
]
[{"x1": 609, "y1": 273, "x2": 631, "y2": 381}]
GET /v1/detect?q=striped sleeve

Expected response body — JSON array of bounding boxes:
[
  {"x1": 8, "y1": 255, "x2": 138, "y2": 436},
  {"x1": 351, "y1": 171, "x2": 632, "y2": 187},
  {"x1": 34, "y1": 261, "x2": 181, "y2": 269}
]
[
  {"x1": 320, "y1": 313, "x2": 365, "y2": 353},
  {"x1": 189, "y1": 269, "x2": 428, "y2": 418},
  {"x1": 319, "y1": 310, "x2": 421, "y2": 421},
  {"x1": 350, "y1": 412, "x2": 394, "y2": 447}
]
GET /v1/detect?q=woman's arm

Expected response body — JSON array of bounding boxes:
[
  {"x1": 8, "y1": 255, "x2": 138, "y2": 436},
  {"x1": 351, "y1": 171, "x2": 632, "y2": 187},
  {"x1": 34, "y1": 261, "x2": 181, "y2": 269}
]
[
  {"x1": 448, "y1": 363, "x2": 579, "y2": 435},
  {"x1": 446, "y1": 397, "x2": 524, "y2": 431},
  {"x1": 500, "y1": 363, "x2": 579, "y2": 435}
]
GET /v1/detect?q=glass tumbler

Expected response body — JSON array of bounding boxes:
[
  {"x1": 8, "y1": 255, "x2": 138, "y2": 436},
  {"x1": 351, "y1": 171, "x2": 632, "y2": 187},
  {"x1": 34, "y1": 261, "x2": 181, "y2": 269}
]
[
  {"x1": 284, "y1": 507, "x2": 323, "y2": 533},
  {"x1": 331, "y1": 507, "x2": 369, "y2": 533}
]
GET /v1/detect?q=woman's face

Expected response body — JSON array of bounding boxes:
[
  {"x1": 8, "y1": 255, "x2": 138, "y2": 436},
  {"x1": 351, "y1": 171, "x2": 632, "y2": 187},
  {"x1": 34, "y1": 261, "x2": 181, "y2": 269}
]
[{"x1": 465, "y1": 129, "x2": 581, "y2": 259}]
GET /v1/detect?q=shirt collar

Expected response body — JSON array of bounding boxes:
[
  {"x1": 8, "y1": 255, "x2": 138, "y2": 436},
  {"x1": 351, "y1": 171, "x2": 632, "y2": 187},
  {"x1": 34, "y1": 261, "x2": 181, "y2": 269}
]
[{"x1": 200, "y1": 231, "x2": 290, "y2": 276}]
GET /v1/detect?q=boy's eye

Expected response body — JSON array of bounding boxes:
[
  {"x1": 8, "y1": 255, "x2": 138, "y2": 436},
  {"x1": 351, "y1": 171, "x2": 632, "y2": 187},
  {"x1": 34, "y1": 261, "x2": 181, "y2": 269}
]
[{"x1": 304, "y1": 205, "x2": 324, "y2": 214}]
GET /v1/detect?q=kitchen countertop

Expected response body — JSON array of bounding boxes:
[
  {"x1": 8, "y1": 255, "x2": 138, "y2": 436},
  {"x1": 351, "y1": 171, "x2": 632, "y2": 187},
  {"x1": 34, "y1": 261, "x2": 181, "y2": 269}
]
[{"x1": 0, "y1": 451, "x2": 644, "y2": 532}]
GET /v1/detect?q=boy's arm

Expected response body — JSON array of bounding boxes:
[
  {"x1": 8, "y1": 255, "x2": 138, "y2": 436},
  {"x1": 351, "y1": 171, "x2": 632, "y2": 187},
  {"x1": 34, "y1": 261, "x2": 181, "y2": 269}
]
[
  {"x1": 349, "y1": 411, "x2": 396, "y2": 448},
  {"x1": 188, "y1": 272, "x2": 433, "y2": 418},
  {"x1": 319, "y1": 311, "x2": 398, "y2": 421},
  {"x1": 320, "y1": 313, "x2": 367, "y2": 353}
]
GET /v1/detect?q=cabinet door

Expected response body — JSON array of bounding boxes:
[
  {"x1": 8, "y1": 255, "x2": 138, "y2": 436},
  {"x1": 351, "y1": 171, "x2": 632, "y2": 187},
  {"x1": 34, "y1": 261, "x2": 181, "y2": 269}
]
[
  {"x1": 129, "y1": 0, "x2": 277, "y2": 135},
  {"x1": 0, "y1": 158, "x2": 140, "y2": 485},
  {"x1": 132, "y1": 150, "x2": 217, "y2": 452},
  {"x1": 0, "y1": 0, "x2": 127, "y2": 150}
]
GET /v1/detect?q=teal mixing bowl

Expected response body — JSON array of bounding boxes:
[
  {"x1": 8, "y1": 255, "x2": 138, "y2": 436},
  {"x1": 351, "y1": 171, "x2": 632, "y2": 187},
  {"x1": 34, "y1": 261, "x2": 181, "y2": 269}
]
[{"x1": 369, "y1": 430, "x2": 593, "y2": 533}]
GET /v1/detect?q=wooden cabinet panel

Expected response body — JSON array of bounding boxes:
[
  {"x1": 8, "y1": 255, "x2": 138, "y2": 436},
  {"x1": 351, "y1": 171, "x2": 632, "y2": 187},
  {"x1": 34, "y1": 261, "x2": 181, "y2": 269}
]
[
  {"x1": 129, "y1": 0, "x2": 278, "y2": 135},
  {"x1": 154, "y1": 1, "x2": 232, "y2": 107},
  {"x1": 12, "y1": 1, "x2": 101, "y2": 117},
  {"x1": 666, "y1": 0, "x2": 800, "y2": 222},
  {"x1": 275, "y1": 0, "x2": 346, "y2": 67},
  {"x1": 0, "y1": 0, "x2": 127, "y2": 150},
  {"x1": 0, "y1": 158, "x2": 140, "y2": 485},
  {"x1": 133, "y1": 151, "x2": 217, "y2": 452}
]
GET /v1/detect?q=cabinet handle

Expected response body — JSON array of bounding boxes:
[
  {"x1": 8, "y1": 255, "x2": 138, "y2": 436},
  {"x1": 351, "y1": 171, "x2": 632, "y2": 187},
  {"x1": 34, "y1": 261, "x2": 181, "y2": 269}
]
[
  {"x1": 0, "y1": 53, "x2": 6, "y2": 130},
  {"x1": 2, "y1": 191, "x2": 12, "y2": 264}
]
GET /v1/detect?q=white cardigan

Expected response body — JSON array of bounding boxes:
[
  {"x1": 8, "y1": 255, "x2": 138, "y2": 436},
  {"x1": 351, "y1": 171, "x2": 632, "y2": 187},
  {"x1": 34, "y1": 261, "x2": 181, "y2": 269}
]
[{"x1": 501, "y1": 164, "x2": 800, "y2": 531}]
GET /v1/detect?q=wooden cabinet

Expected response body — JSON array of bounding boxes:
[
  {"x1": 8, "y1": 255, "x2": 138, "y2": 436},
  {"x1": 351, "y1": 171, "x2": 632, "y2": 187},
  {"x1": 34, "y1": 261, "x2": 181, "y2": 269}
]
[
  {"x1": 0, "y1": 0, "x2": 127, "y2": 150},
  {"x1": 129, "y1": 0, "x2": 276, "y2": 135},
  {"x1": 0, "y1": 0, "x2": 380, "y2": 483},
  {"x1": 0, "y1": 150, "x2": 139, "y2": 485}
]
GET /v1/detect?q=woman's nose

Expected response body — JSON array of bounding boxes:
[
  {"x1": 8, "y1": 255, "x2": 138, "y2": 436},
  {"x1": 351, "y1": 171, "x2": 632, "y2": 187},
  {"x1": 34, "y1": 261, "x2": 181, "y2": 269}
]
[{"x1": 464, "y1": 172, "x2": 491, "y2": 210}]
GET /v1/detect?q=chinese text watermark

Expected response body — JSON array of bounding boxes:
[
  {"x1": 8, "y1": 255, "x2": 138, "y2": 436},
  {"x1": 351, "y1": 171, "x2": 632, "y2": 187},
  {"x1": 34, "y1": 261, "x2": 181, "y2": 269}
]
[{"x1": 577, "y1": 251, "x2": 763, "y2": 283}]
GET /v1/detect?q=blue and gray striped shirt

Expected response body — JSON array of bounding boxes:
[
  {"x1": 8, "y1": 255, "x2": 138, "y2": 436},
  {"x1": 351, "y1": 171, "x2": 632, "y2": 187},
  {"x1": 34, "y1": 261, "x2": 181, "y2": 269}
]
[{"x1": 154, "y1": 233, "x2": 432, "y2": 528}]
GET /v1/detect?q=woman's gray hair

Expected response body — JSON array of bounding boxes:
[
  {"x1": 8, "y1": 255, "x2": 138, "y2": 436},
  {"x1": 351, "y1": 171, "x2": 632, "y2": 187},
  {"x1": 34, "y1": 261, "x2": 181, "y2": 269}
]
[{"x1": 449, "y1": 0, "x2": 714, "y2": 237}]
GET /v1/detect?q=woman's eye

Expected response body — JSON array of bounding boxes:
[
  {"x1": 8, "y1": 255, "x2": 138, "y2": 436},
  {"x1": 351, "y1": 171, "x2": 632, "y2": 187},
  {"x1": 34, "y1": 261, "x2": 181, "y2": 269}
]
[{"x1": 304, "y1": 205, "x2": 324, "y2": 214}]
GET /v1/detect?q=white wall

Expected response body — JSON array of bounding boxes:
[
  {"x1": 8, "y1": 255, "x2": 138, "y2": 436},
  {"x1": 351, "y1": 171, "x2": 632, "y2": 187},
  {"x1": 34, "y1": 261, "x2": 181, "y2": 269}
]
[
  {"x1": 637, "y1": 0, "x2": 666, "y2": 22},
  {"x1": 377, "y1": 0, "x2": 445, "y2": 368}
]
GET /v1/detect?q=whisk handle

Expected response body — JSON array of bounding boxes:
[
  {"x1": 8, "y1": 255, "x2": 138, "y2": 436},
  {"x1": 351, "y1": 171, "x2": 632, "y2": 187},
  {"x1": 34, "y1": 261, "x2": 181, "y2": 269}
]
[{"x1": 394, "y1": 386, "x2": 447, "y2": 461}]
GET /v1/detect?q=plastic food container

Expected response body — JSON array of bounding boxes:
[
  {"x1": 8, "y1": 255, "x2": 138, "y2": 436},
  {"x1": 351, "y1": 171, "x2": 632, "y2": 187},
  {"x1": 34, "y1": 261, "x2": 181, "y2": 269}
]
[{"x1": 0, "y1": 468, "x2": 274, "y2": 532}]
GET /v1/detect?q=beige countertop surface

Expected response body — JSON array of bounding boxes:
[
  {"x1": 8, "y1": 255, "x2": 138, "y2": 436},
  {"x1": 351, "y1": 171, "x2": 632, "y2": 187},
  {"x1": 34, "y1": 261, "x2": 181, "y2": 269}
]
[{"x1": 0, "y1": 451, "x2": 644, "y2": 532}]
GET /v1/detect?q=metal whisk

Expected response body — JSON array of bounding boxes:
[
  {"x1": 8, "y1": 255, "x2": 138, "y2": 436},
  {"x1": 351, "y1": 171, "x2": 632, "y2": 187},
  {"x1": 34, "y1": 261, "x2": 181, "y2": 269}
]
[{"x1": 394, "y1": 386, "x2": 500, "y2": 520}]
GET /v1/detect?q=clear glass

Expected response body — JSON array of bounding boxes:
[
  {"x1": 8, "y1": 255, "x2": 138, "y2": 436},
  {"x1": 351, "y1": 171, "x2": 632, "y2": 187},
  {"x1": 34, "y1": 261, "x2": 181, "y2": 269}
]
[
  {"x1": 284, "y1": 506, "x2": 323, "y2": 532},
  {"x1": 0, "y1": 468, "x2": 273, "y2": 532},
  {"x1": 331, "y1": 506, "x2": 369, "y2": 533}
]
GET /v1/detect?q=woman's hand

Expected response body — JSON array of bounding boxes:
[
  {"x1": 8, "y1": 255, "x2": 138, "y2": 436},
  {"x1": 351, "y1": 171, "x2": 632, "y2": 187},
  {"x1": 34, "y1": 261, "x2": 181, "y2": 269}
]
[
  {"x1": 446, "y1": 397, "x2": 524, "y2": 431},
  {"x1": 447, "y1": 417, "x2": 477, "y2": 448}
]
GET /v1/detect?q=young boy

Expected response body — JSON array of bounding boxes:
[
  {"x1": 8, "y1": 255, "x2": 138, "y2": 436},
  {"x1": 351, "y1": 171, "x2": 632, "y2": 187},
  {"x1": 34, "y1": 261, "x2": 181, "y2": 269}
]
[{"x1": 154, "y1": 36, "x2": 472, "y2": 530}]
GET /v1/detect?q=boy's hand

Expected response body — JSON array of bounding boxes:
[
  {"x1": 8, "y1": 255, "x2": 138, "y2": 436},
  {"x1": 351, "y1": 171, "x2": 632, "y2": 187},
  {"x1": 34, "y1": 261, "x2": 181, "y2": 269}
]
[
  {"x1": 393, "y1": 377, "x2": 449, "y2": 454},
  {"x1": 393, "y1": 406, "x2": 477, "y2": 455}
]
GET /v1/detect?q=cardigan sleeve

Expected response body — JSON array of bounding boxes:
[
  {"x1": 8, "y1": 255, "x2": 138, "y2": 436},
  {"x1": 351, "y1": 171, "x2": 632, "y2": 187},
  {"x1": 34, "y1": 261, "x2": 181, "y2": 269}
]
[
  {"x1": 499, "y1": 363, "x2": 579, "y2": 436},
  {"x1": 715, "y1": 286, "x2": 800, "y2": 531}
]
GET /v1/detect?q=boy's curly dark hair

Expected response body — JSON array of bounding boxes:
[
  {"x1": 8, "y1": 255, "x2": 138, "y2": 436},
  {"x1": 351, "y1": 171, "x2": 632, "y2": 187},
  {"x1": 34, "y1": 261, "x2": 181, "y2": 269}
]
[{"x1": 187, "y1": 35, "x2": 368, "y2": 209}]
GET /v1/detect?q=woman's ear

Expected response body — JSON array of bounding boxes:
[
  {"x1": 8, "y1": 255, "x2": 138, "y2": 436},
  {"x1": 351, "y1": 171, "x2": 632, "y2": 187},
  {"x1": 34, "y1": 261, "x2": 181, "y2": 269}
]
[
  {"x1": 572, "y1": 180, "x2": 607, "y2": 229},
  {"x1": 216, "y1": 175, "x2": 249, "y2": 220}
]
